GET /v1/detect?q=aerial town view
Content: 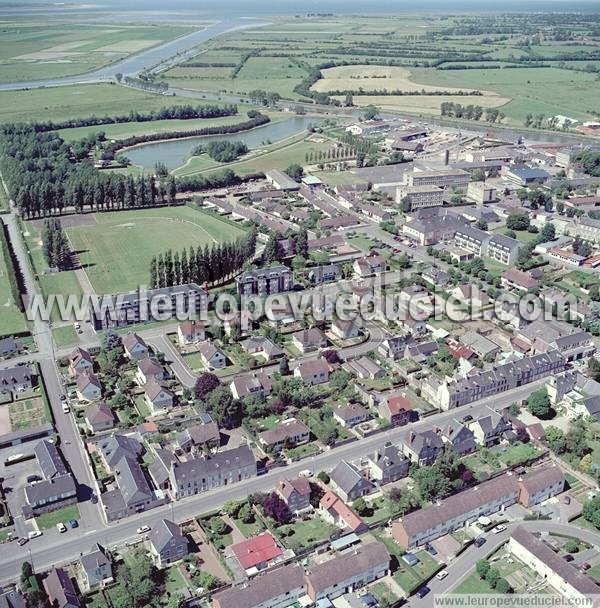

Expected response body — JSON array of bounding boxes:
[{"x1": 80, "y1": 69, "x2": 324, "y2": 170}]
[{"x1": 1, "y1": 0, "x2": 600, "y2": 606}]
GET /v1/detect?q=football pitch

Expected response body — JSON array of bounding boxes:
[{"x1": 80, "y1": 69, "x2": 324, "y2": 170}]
[{"x1": 65, "y1": 206, "x2": 246, "y2": 295}]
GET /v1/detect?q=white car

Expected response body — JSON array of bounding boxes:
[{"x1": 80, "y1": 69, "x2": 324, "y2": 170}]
[
  {"x1": 57, "y1": 522, "x2": 67, "y2": 533},
  {"x1": 27, "y1": 530, "x2": 42, "y2": 540},
  {"x1": 136, "y1": 525, "x2": 150, "y2": 534},
  {"x1": 299, "y1": 469, "x2": 313, "y2": 478},
  {"x1": 492, "y1": 524, "x2": 507, "y2": 534},
  {"x1": 435, "y1": 570, "x2": 448, "y2": 581},
  {"x1": 62, "y1": 403, "x2": 70, "y2": 414}
]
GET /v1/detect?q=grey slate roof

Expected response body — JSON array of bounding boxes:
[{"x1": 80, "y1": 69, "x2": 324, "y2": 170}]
[
  {"x1": 99, "y1": 434, "x2": 143, "y2": 469},
  {"x1": 330, "y1": 460, "x2": 373, "y2": 496},
  {"x1": 150, "y1": 519, "x2": 187, "y2": 554},
  {"x1": 114, "y1": 455, "x2": 153, "y2": 507},
  {"x1": 35, "y1": 440, "x2": 68, "y2": 480},
  {"x1": 24, "y1": 474, "x2": 76, "y2": 507},
  {"x1": 148, "y1": 448, "x2": 177, "y2": 487}
]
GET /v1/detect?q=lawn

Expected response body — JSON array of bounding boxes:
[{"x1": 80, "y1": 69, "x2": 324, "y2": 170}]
[
  {"x1": 182, "y1": 352, "x2": 205, "y2": 372},
  {"x1": 53, "y1": 325, "x2": 80, "y2": 348},
  {"x1": 277, "y1": 517, "x2": 337, "y2": 552},
  {"x1": 36, "y1": 504, "x2": 80, "y2": 530},
  {"x1": 393, "y1": 550, "x2": 441, "y2": 595},
  {"x1": 285, "y1": 443, "x2": 320, "y2": 460},
  {"x1": 0, "y1": 239, "x2": 27, "y2": 337},
  {"x1": 163, "y1": 566, "x2": 188, "y2": 598},
  {"x1": 497, "y1": 442, "x2": 539, "y2": 467},
  {"x1": 66, "y1": 206, "x2": 246, "y2": 294},
  {"x1": 233, "y1": 515, "x2": 266, "y2": 538}
]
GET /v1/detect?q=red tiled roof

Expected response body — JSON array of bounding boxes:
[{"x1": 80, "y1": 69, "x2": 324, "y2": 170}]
[
  {"x1": 386, "y1": 395, "x2": 412, "y2": 415},
  {"x1": 231, "y1": 533, "x2": 283, "y2": 570},
  {"x1": 320, "y1": 490, "x2": 365, "y2": 532}
]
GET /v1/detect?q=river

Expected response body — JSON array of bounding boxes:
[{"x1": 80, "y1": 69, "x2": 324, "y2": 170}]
[{"x1": 124, "y1": 115, "x2": 325, "y2": 170}]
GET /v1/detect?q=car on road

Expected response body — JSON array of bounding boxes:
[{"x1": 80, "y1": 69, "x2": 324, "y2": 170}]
[
  {"x1": 91, "y1": 492, "x2": 98, "y2": 504},
  {"x1": 474, "y1": 537, "x2": 486, "y2": 547},
  {"x1": 57, "y1": 522, "x2": 67, "y2": 533},
  {"x1": 492, "y1": 524, "x2": 507, "y2": 534},
  {"x1": 68, "y1": 519, "x2": 78, "y2": 529},
  {"x1": 136, "y1": 525, "x2": 150, "y2": 534},
  {"x1": 28, "y1": 530, "x2": 42, "y2": 540},
  {"x1": 435, "y1": 570, "x2": 448, "y2": 581},
  {"x1": 580, "y1": 563, "x2": 591, "y2": 571},
  {"x1": 60, "y1": 394, "x2": 67, "y2": 402},
  {"x1": 415, "y1": 586, "x2": 430, "y2": 599},
  {"x1": 563, "y1": 554, "x2": 574, "y2": 562},
  {"x1": 299, "y1": 469, "x2": 312, "y2": 478},
  {"x1": 461, "y1": 414, "x2": 473, "y2": 423}
]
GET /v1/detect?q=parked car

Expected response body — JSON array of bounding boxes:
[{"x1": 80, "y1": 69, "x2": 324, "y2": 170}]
[
  {"x1": 68, "y1": 519, "x2": 79, "y2": 529},
  {"x1": 425, "y1": 543, "x2": 438, "y2": 556},
  {"x1": 461, "y1": 414, "x2": 473, "y2": 423},
  {"x1": 28, "y1": 531, "x2": 42, "y2": 540},
  {"x1": 474, "y1": 537, "x2": 486, "y2": 548},
  {"x1": 91, "y1": 492, "x2": 98, "y2": 504},
  {"x1": 436, "y1": 570, "x2": 448, "y2": 581},
  {"x1": 62, "y1": 403, "x2": 70, "y2": 414},
  {"x1": 26, "y1": 474, "x2": 40, "y2": 483},
  {"x1": 492, "y1": 524, "x2": 507, "y2": 534},
  {"x1": 580, "y1": 563, "x2": 591, "y2": 571},
  {"x1": 136, "y1": 525, "x2": 150, "y2": 534},
  {"x1": 415, "y1": 586, "x2": 430, "y2": 599},
  {"x1": 57, "y1": 523, "x2": 67, "y2": 533},
  {"x1": 17, "y1": 537, "x2": 28, "y2": 546},
  {"x1": 563, "y1": 554, "x2": 574, "y2": 562}
]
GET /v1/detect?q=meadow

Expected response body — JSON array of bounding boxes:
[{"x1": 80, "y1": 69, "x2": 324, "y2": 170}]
[
  {"x1": 0, "y1": 83, "x2": 234, "y2": 125},
  {"x1": 158, "y1": 13, "x2": 600, "y2": 127},
  {"x1": 65, "y1": 206, "x2": 247, "y2": 294},
  {"x1": 0, "y1": 22, "x2": 195, "y2": 83}
]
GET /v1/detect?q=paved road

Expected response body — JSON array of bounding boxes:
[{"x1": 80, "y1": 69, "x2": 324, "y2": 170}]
[
  {"x1": 411, "y1": 520, "x2": 600, "y2": 605},
  {"x1": 2, "y1": 213, "x2": 105, "y2": 530},
  {"x1": 0, "y1": 379, "x2": 543, "y2": 584}
]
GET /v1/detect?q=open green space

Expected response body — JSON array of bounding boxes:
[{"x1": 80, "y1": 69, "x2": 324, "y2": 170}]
[
  {"x1": 393, "y1": 550, "x2": 440, "y2": 595},
  {"x1": 0, "y1": 22, "x2": 195, "y2": 83},
  {"x1": 52, "y1": 325, "x2": 80, "y2": 349},
  {"x1": 35, "y1": 504, "x2": 80, "y2": 530},
  {"x1": 65, "y1": 206, "x2": 246, "y2": 294},
  {"x1": 0, "y1": 83, "x2": 232, "y2": 125}
]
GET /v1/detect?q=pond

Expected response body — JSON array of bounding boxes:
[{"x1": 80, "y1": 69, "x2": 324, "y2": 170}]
[{"x1": 124, "y1": 115, "x2": 324, "y2": 170}]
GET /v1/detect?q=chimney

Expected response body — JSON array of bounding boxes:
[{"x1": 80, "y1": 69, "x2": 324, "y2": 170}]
[
  {"x1": 444, "y1": 149, "x2": 450, "y2": 166},
  {"x1": 409, "y1": 431, "x2": 416, "y2": 444}
]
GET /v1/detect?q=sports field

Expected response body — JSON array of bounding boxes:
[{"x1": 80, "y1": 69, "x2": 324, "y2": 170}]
[
  {"x1": 65, "y1": 206, "x2": 247, "y2": 294},
  {"x1": 0, "y1": 22, "x2": 195, "y2": 83}
]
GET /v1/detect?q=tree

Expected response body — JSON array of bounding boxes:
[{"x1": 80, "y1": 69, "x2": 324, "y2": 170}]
[
  {"x1": 194, "y1": 372, "x2": 220, "y2": 399},
  {"x1": 279, "y1": 355, "x2": 290, "y2": 376},
  {"x1": 317, "y1": 471, "x2": 330, "y2": 484},
  {"x1": 564, "y1": 539, "x2": 579, "y2": 553},
  {"x1": 412, "y1": 466, "x2": 452, "y2": 501},
  {"x1": 476, "y1": 559, "x2": 490, "y2": 579},
  {"x1": 205, "y1": 386, "x2": 243, "y2": 428},
  {"x1": 111, "y1": 549, "x2": 158, "y2": 608},
  {"x1": 495, "y1": 578, "x2": 512, "y2": 594},
  {"x1": 238, "y1": 502, "x2": 255, "y2": 524},
  {"x1": 485, "y1": 566, "x2": 501, "y2": 589},
  {"x1": 285, "y1": 163, "x2": 304, "y2": 182},
  {"x1": 263, "y1": 492, "x2": 292, "y2": 524},
  {"x1": 362, "y1": 105, "x2": 379, "y2": 121},
  {"x1": 527, "y1": 388, "x2": 552, "y2": 419},
  {"x1": 353, "y1": 497, "x2": 369, "y2": 516},
  {"x1": 193, "y1": 571, "x2": 222, "y2": 591},
  {"x1": 506, "y1": 212, "x2": 530, "y2": 231},
  {"x1": 540, "y1": 221, "x2": 556, "y2": 242},
  {"x1": 263, "y1": 232, "x2": 283, "y2": 263},
  {"x1": 580, "y1": 453, "x2": 593, "y2": 473},
  {"x1": 545, "y1": 425, "x2": 566, "y2": 453}
]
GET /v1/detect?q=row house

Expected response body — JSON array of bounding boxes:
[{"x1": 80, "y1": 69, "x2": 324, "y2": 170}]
[{"x1": 258, "y1": 419, "x2": 310, "y2": 453}]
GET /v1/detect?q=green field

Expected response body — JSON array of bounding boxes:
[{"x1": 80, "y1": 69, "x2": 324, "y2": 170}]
[
  {"x1": 0, "y1": 235, "x2": 27, "y2": 337},
  {"x1": 58, "y1": 114, "x2": 254, "y2": 142},
  {"x1": 35, "y1": 504, "x2": 80, "y2": 530},
  {"x1": 0, "y1": 22, "x2": 195, "y2": 83},
  {"x1": 66, "y1": 206, "x2": 246, "y2": 294},
  {"x1": 0, "y1": 83, "x2": 234, "y2": 125}
]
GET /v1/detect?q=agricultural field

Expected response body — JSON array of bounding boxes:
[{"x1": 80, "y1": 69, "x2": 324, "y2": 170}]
[
  {"x1": 65, "y1": 206, "x2": 246, "y2": 294},
  {"x1": 158, "y1": 13, "x2": 600, "y2": 128},
  {"x1": 0, "y1": 22, "x2": 195, "y2": 83}
]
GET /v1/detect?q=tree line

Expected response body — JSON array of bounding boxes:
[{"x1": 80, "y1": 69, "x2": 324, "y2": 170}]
[
  {"x1": 101, "y1": 110, "x2": 269, "y2": 160},
  {"x1": 0, "y1": 123, "x2": 252, "y2": 218},
  {"x1": 0, "y1": 219, "x2": 25, "y2": 313},
  {"x1": 42, "y1": 219, "x2": 70, "y2": 270},
  {"x1": 192, "y1": 140, "x2": 248, "y2": 163},
  {"x1": 28, "y1": 103, "x2": 238, "y2": 133},
  {"x1": 441, "y1": 102, "x2": 505, "y2": 123},
  {"x1": 149, "y1": 227, "x2": 257, "y2": 288}
]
